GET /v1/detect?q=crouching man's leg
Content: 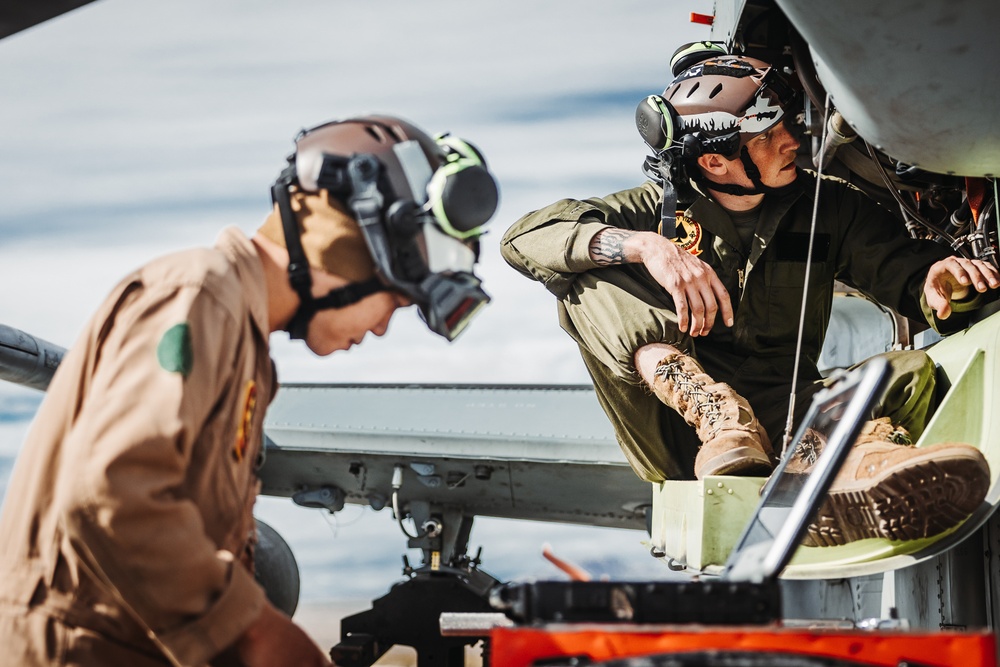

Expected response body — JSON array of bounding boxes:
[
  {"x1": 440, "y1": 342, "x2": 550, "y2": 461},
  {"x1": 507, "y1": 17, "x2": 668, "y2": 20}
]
[
  {"x1": 635, "y1": 344, "x2": 774, "y2": 479},
  {"x1": 793, "y1": 350, "x2": 991, "y2": 546},
  {"x1": 559, "y1": 271, "x2": 773, "y2": 482}
]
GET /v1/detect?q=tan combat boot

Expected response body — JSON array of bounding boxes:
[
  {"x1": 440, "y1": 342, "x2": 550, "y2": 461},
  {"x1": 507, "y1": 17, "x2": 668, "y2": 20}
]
[
  {"x1": 788, "y1": 418, "x2": 991, "y2": 547},
  {"x1": 650, "y1": 353, "x2": 774, "y2": 479}
]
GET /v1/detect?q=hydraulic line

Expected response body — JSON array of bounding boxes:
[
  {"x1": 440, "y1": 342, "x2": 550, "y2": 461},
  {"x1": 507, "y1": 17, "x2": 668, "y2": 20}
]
[{"x1": 862, "y1": 141, "x2": 965, "y2": 253}]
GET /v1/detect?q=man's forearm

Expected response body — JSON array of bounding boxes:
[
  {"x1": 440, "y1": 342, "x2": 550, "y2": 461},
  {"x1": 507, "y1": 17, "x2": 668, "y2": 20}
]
[{"x1": 589, "y1": 228, "x2": 655, "y2": 266}]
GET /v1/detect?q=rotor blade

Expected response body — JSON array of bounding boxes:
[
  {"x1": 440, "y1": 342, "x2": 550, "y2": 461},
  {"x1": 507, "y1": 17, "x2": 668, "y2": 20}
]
[{"x1": 0, "y1": 1, "x2": 104, "y2": 40}]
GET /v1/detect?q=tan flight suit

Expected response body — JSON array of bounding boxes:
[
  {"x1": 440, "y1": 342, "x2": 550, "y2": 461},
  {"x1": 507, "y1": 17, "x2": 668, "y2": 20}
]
[
  {"x1": 0, "y1": 227, "x2": 275, "y2": 666},
  {"x1": 502, "y1": 173, "x2": 984, "y2": 482}
]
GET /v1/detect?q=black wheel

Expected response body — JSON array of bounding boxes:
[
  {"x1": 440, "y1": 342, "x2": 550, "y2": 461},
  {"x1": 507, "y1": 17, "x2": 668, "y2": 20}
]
[{"x1": 253, "y1": 517, "x2": 301, "y2": 617}]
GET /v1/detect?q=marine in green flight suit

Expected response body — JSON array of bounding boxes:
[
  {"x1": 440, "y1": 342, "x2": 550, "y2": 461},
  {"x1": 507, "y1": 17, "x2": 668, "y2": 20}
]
[
  {"x1": 501, "y1": 47, "x2": 997, "y2": 546},
  {"x1": 503, "y1": 176, "x2": 977, "y2": 481}
]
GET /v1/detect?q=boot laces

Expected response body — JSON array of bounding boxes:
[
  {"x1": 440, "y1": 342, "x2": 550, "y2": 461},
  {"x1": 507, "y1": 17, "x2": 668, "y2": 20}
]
[
  {"x1": 887, "y1": 427, "x2": 911, "y2": 445},
  {"x1": 789, "y1": 429, "x2": 825, "y2": 464},
  {"x1": 654, "y1": 360, "x2": 726, "y2": 433}
]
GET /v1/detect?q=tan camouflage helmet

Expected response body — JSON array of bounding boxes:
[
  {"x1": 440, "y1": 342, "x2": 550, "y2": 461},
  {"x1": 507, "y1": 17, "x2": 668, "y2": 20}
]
[{"x1": 663, "y1": 55, "x2": 794, "y2": 158}]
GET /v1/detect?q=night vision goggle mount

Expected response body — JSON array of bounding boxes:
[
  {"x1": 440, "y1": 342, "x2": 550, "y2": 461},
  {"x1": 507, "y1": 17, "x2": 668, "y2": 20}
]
[{"x1": 271, "y1": 138, "x2": 497, "y2": 342}]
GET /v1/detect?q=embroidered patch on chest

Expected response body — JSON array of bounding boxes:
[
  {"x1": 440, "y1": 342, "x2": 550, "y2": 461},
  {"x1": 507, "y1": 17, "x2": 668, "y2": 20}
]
[
  {"x1": 671, "y1": 213, "x2": 705, "y2": 256},
  {"x1": 156, "y1": 323, "x2": 193, "y2": 377},
  {"x1": 233, "y1": 379, "x2": 257, "y2": 462}
]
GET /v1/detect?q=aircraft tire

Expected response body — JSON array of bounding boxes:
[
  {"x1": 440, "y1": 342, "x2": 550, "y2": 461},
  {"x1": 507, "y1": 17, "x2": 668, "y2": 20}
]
[{"x1": 253, "y1": 517, "x2": 301, "y2": 617}]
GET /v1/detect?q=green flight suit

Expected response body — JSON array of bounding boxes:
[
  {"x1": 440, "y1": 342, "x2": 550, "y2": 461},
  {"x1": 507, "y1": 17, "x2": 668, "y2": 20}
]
[{"x1": 501, "y1": 172, "x2": 980, "y2": 482}]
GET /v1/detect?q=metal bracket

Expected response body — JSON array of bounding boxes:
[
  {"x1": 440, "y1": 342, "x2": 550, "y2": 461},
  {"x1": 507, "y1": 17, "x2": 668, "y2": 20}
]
[{"x1": 291, "y1": 485, "x2": 345, "y2": 513}]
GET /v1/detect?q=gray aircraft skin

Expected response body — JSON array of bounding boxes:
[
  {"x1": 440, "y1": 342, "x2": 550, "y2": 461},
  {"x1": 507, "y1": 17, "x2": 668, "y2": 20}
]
[{"x1": 4, "y1": 0, "x2": 1000, "y2": 664}]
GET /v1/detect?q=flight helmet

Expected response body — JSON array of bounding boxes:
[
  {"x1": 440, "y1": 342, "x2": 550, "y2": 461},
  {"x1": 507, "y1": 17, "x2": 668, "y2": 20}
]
[
  {"x1": 637, "y1": 46, "x2": 795, "y2": 161},
  {"x1": 635, "y1": 45, "x2": 797, "y2": 232},
  {"x1": 270, "y1": 115, "x2": 499, "y2": 341},
  {"x1": 663, "y1": 54, "x2": 792, "y2": 159}
]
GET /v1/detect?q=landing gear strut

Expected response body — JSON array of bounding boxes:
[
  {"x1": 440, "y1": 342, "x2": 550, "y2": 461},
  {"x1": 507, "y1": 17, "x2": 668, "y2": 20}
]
[{"x1": 330, "y1": 511, "x2": 501, "y2": 667}]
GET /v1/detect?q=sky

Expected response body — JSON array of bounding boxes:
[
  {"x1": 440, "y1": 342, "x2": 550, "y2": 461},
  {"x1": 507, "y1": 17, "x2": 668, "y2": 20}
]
[
  {"x1": 0, "y1": 0, "x2": 712, "y2": 601},
  {"x1": 0, "y1": 0, "x2": 710, "y2": 387}
]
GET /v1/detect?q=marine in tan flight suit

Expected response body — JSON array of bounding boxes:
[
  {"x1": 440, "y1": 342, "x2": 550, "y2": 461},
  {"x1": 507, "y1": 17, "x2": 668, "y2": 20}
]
[{"x1": 0, "y1": 115, "x2": 498, "y2": 666}]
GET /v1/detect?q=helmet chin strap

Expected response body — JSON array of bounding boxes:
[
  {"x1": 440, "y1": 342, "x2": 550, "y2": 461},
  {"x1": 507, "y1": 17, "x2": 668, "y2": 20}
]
[
  {"x1": 270, "y1": 166, "x2": 386, "y2": 341},
  {"x1": 697, "y1": 146, "x2": 797, "y2": 198},
  {"x1": 284, "y1": 277, "x2": 385, "y2": 341}
]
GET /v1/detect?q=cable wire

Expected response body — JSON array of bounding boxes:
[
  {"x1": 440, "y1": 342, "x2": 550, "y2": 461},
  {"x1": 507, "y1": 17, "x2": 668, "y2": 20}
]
[
  {"x1": 391, "y1": 465, "x2": 421, "y2": 539},
  {"x1": 862, "y1": 140, "x2": 964, "y2": 251},
  {"x1": 780, "y1": 92, "x2": 831, "y2": 455}
]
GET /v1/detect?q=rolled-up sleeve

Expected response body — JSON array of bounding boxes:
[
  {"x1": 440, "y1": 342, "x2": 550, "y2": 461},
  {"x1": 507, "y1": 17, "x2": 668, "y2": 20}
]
[{"x1": 500, "y1": 183, "x2": 663, "y2": 299}]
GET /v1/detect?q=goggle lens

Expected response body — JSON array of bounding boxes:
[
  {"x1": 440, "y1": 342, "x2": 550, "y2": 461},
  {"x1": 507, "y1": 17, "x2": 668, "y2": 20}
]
[{"x1": 418, "y1": 272, "x2": 491, "y2": 341}]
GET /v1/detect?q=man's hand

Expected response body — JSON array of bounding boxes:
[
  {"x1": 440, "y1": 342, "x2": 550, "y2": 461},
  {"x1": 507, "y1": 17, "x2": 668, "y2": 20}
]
[
  {"x1": 923, "y1": 256, "x2": 1000, "y2": 319},
  {"x1": 233, "y1": 602, "x2": 333, "y2": 667},
  {"x1": 590, "y1": 228, "x2": 733, "y2": 336}
]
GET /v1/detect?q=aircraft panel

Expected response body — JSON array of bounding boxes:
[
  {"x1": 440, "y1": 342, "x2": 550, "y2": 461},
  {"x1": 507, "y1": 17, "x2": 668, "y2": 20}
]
[
  {"x1": 774, "y1": 0, "x2": 1000, "y2": 177},
  {"x1": 260, "y1": 385, "x2": 650, "y2": 530}
]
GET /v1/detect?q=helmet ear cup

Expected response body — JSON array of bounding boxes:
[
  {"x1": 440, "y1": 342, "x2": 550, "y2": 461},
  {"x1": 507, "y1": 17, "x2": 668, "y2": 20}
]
[
  {"x1": 636, "y1": 95, "x2": 679, "y2": 152},
  {"x1": 432, "y1": 164, "x2": 498, "y2": 233},
  {"x1": 427, "y1": 135, "x2": 499, "y2": 237}
]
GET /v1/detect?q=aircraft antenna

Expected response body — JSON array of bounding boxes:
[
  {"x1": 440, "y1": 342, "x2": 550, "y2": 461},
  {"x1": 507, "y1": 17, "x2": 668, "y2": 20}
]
[{"x1": 780, "y1": 92, "x2": 832, "y2": 455}]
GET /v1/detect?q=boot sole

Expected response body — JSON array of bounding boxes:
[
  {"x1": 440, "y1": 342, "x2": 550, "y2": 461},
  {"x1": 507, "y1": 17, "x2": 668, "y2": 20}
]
[
  {"x1": 803, "y1": 450, "x2": 990, "y2": 547},
  {"x1": 697, "y1": 446, "x2": 773, "y2": 478}
]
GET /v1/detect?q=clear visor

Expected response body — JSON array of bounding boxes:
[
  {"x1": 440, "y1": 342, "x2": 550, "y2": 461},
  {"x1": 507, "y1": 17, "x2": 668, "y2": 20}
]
[
  {"x1": 385, "y1": 141, "x2": 493, "y2": 340},
  {"x1": 422, "y1": 223, "x2": 477, "y2": 274},
  {"x1": 394, "y1": 140, "x2": 435, "y2": 205},
  {"x1": 738, "y1": 86, "x2": 787, "y2": 135}
]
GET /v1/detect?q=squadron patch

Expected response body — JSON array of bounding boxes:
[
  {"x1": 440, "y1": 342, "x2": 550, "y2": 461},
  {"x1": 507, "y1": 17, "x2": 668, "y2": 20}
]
[
  {"x1": 671, "y1": 213, "x2": 704, "y2": 256},
  {"x1": 156, "y1": 323, "x2": 193, "y2": 377},
  {"x1": 233, "y1": 379, "x2": 257, "y2": 462}
]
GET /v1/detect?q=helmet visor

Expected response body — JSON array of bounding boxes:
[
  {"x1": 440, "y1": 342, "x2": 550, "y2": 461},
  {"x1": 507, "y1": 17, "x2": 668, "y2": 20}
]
[{"x1": 740, "y1": 69, "x2": 796, "y2": 135}]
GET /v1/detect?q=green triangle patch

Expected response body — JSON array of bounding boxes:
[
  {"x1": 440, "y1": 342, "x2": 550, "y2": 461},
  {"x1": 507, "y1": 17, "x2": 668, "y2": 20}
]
[{"x1": 157, "y1": 322, "x2": 193, "y2": 377}]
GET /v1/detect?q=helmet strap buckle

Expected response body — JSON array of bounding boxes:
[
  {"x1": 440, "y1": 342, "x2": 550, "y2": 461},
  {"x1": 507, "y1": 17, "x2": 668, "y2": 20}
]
[{"x1": 655, "y1": 154, "x2": 679, "y2": 239}]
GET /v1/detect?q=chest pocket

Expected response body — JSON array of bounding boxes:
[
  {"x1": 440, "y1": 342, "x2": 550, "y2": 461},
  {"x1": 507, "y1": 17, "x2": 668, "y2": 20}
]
[
  {"x1": 766, "y1": 260, "x2": 829, "y2": 289},
  {"x1": 761, "y1": 233, "x2": 834, "y2": 347},
  {"x1": 768, "y1": 232, "x2": 831, "y2": 283}
]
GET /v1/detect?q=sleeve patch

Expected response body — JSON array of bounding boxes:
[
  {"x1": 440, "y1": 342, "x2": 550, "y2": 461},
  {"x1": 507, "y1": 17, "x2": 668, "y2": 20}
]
[
  {"x1": 156, "y1": 323, "x2": 193, "y2": 377},
  {"x1": 234, "y1": 380, "x2": 257, "y2": 462}
]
